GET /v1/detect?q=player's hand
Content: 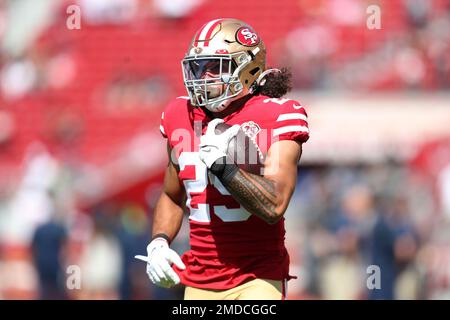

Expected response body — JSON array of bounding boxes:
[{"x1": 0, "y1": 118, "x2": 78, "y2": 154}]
[
  {"x1": 199, "y1": 118, "x2": 240, "y2": 168},
  {"x1": 134, "y1": 237, "x2": 186, "y2": 288}
]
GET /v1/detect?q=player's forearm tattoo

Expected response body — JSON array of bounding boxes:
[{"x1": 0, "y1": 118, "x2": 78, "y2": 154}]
[{"x1": 218, "y1": 167, "x2": 280, "y2": 224}]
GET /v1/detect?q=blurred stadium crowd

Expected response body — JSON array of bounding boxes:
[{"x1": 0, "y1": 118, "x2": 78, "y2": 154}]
[{"x1": 0, "y1": 0, "x2": 449, "y2": 299}]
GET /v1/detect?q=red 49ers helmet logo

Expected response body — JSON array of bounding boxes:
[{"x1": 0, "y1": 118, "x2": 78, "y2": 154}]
[{"x1": 236, "y1": 27, "x2": 260, "y2": 46}]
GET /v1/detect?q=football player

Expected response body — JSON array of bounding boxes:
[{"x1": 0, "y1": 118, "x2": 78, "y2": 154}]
[{"x1": 135, "y1": 18, "x2": 310, "y2": 300}]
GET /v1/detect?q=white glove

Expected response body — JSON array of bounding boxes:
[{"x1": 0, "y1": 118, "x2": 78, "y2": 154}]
[
  {"x1": 199, "y1": 118, "x2": 240, "y2": 168},
  {"x1": 134, "y1": 237, "x2": 186, "y2": 288}
]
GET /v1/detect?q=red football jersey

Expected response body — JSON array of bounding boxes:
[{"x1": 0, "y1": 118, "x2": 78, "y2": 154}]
[{"x1": 159, "y1": 94, "x2": 309, "y2": 290}]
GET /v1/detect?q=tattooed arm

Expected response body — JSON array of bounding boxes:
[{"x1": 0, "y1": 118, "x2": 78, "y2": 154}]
[{"x1": 210, "y1": 140, "x2": 303, "y2": 224}]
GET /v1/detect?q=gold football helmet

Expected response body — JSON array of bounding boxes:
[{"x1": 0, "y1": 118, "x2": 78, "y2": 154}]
[{"x1": 181, "y1": 18, "x2": 266, "y2": 112}]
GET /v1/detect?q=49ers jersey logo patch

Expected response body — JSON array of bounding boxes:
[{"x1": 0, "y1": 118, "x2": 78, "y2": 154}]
[
  {"x1": 241, "y1": 121, "x2": 261, "y2": 139},
  {"x1": 236, "y1": 27, "x2": 260, "y2": 46}
]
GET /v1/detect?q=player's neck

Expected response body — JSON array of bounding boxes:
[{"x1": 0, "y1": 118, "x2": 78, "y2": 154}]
[{"x1": 204, "y1": 94, "x2": 253, "y2": 119}]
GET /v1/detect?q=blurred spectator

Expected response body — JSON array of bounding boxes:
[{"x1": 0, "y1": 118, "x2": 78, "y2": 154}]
[
  {"x1": 31, "y1": 214, "x2": 68, "y2": 299},
  {"x1": 116, "y1": 203, "x2": 150, "y2": 299},
  {"x1": 0, "y1": 56, "x2": 37, "y2": 100},
  {"x1": 318, "y1": 227, "x2": 365, "y2": 299},
  {"x1": 44, "y1": 108, "x2": 84, "y2": 147},
  {"x1": 404, "y1": 0, "x2": 431, "y2": 29},
  {"x1": 368, "y1": 195, "x2": 419, "y2": 299},
  {"x1": 78, "y1": 206, "x2": 123, "y2": 299},
  {"x1": 294, "y1": 161, "x2": 437, "y2": 300},
  {"x1": 78, "y1": 0, "x2": 138, "y2": 25},
  {"x1": 0, "y1": 144, "x2": 60, "y2": 245},
  {"x1": 152, "y1": 0, "x2": 205, "y2": 19}
]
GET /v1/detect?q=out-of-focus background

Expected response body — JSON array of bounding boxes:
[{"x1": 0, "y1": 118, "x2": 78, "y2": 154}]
[{"x1": 0, "y1": 0, "x2": 449, "y2": 300}]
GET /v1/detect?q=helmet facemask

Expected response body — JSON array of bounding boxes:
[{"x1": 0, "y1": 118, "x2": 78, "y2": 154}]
[{"x1": 181, "y1": 52, "x2": 253, "y2": 112}]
